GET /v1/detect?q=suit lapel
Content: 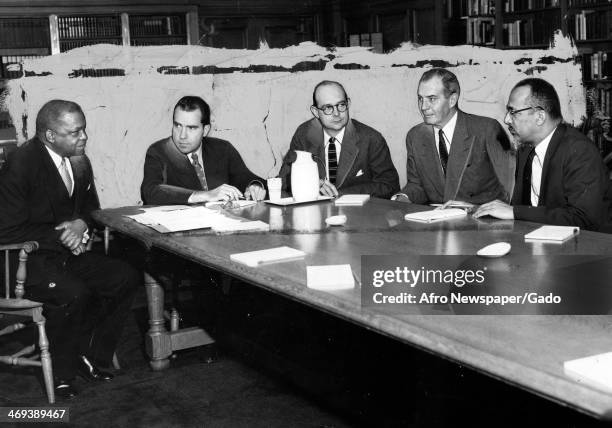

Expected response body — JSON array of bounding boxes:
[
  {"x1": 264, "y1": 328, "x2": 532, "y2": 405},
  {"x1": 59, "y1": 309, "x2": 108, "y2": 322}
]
[
  {"x1": 336, "y1": 120, "x2": 359, "y2": 188},
  {"x1": 164, "y1": 137, "x2": 202, "y2": 189},
  {"x1": 537, "y1": 124, "x2": 565, "y2": 205},
  {"x1": 417, "y1": 125, "x2": 445, "y2": 195},
  {"x1": 444, "y1": 111, "x2": 474, "y2": 200},
  {"x1": 304, "y1": 119, "x2": 328, "y2": 179},
  {"x1": 36, "y1": 139, "x2": 70, "y2": 220}
]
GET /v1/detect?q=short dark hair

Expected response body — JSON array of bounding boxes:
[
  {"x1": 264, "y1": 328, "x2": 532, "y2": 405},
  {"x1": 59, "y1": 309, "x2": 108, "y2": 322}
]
[
  {"x1": 513, "y1": 78, "x2": 562, "y2": 120},
  {"x1": 312, "y1": 80, "x2": 348, "y2": 107},
  {"x1": 174, "y1": 96, "x2": 211, "y2": 126},
  {"x1": 36, "y1": 99, "x2": 83, "y2": 138},
  {"x1": 419, "y1": 68, "x2": 461, "y2": 98}
]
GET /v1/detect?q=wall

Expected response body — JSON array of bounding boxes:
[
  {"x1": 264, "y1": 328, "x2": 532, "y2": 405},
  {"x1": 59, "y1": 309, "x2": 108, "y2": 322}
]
[{"x1": 3, "y1": 33, "x2": 585, "y2": 207}]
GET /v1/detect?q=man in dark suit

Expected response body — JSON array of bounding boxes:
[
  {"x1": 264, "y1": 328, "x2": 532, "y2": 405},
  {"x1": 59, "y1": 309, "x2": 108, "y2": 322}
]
[
  {"x1": 278, "y1": 80, "x2": 399, "y2": 199},
  {"x1": 474, "y1": 78, "x2": 609, "y2": 230},
  {"x1": 392, "y1": 68, "x2": 513, "y2": 205},
  {"x1": 141, "y1": 95, "x2": 266, "y2": 205},
  {"x1": 0, "y1": 100, "x2": 140, "y2": 399}
]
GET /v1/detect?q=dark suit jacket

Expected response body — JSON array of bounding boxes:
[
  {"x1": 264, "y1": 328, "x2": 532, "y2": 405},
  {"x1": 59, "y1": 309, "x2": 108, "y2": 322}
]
[
  {"x1": 511, "y1": 123, "x2": 609, "y2": 231},
  {"x1": 141, "y1": 137, "x2": 264, "y2": 205},
  {"x1": 277, "y1": 118, "x2": 400, "y2": 199},
  {"x1": 401, "y1": 110, "x2": 514, "y2": 204},
  {"x1": 0, "y1": 137, "x2": 99, "y2": 253}
]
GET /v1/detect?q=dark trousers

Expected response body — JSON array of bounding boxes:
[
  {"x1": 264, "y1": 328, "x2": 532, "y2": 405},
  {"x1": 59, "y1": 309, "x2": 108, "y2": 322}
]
[{"x1": 24, "y1": 251, "x2": 140, "y2": 380}]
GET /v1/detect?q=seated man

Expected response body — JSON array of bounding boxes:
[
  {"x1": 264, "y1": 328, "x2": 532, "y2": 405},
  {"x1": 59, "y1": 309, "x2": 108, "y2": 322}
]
[
  {"x1": 141, "y1": 95, "x2": 266, "y2": 205},
  {"x1": 0, "y1": 100, "x2": 140, "y2": 399},
  {"x1": 278, "y1": 80, "x2": 399, "y2": 199},
  {"x1": 393, "y1": 68, "x2": 513, "y2": 205},
  {"x1": 474, "y1": 78, "x2": 609, "y2": 230}
]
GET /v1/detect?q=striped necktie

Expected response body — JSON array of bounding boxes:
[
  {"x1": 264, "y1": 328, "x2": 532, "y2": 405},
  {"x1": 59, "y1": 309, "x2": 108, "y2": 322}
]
[
  {"x1": 59, "y1": 157, "x2": 73, "y2": 196},
  {"x1": 191, "y1": 153, "x2": 208, "y2": 191},
  {"x1": 438, "y1": 129, "x2": 449, "y2": 175},
  {"x1": 328, "y1": 137, "x2": 338, "y2": 184}
]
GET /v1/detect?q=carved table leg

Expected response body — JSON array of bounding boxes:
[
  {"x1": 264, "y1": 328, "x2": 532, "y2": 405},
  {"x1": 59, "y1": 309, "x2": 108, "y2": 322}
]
[{"x1": 144, "y1": 271, "x2": 171, "y2": 371}]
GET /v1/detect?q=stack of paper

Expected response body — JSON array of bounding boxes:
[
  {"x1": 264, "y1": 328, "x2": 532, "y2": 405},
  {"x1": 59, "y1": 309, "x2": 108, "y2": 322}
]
[
  {"x1": 564, "y1": 352, "x2": 612, "y2": 394},
  {"x1": 334, "y1": 194, "x2": 370, "y2": 206},
  {"x1": 230, "y1": 246, "x2": 306, "y2": 267},
  {"x1": 524, "y1": 225, "x2": 580, "y2": 243},
  {"x1": 404, "y1": 208, "x2": 467, "y2": 223},
  {"x1": 211, "y1": 219, "x2": 270, "y2": 233},
  {"x1": 306, "y1": 264, "x2": 355, "y2": 290}
]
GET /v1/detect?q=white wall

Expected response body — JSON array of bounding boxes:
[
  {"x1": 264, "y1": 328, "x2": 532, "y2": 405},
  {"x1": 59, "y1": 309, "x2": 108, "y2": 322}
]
[{"x1": 3, "y1": 34, "x2": 585, "y2": 207}]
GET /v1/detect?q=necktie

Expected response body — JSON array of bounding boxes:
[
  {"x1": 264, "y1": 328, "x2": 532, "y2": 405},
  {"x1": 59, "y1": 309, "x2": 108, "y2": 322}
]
[
  {"x1": 531, "y1": 152, "x2": 543, "y2": 207},
  {"x1": 438, "y1": 129, "x2": 449, "y2": 175},
  {"x1": 522, "y1": 148, "x2": 536, "y2": 206},
  {"x1": 59, "y1": 158, "x2": 73, "y2": 196},
  {"x1": 328, "y1": 137, "x2": 338, "y2": 184},
  {"x1": 191, "y1": 153, "x2": 208, "y2": 191}
]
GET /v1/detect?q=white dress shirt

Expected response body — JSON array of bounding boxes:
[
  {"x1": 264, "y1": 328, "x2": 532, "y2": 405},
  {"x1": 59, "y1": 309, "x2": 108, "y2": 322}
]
[
  {"x1": 530, "y1": 127, "x2": 556, "y2": 207},
  {"x1": 187, "y1": 143, "x2": 205, "y2": 203},
  {"x1": 45, "y1": 145, "x2": 74, "y2": 195},
  {"x1": 434, "y1": 110, "x2": 458, "y2": 159}
]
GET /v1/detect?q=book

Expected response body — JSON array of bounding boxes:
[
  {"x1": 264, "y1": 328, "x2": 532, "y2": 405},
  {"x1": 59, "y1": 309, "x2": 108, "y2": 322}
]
[
  {"x1": 404, "y1": 208, "x2": 467, "y2": 223},
  {"x1": 306, "y1": 264, "x2": 355, "y2": 291},
  {"x1": 524, "y1": 225, "x2": 580, "y2": 243},
  {"x1": 564, "y1": 352, "x2": 612, "y2": 394},
  {"x1": 334, "y1": 194, "x2": 370, "y2": 206},
  {"x1": 230, "y1": 246, "x2": 306, "y2": 267}
]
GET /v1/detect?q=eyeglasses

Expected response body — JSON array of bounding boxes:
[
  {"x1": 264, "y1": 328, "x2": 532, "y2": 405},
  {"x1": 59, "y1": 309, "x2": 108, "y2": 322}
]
[
  {"x1": 506, "y1": 106, "x2": 542, "y2": 117},
  {"x1": 314, "y1": 101, "x2": 349, "y2": 115}
]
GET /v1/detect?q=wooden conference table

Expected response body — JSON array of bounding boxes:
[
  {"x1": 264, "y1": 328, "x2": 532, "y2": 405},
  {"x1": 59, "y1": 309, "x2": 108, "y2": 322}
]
[{"x1": 92, "y1": 198, "x2": 612, "y2": 420}]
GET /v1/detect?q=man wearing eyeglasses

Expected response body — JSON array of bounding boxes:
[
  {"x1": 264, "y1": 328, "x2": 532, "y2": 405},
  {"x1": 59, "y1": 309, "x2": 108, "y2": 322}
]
[
  {"x1": 0, "y1": 100, "x2": 140, "y2": 398},
  {"x1": 392, "y1": 68, "x2": 513, "y2": 206},
  {"x1": 278, "y1": 80, "x2": 399, "y2": 198},
  {"x1": 474, "y1": 78, "x2": 609, "y2": 230}
]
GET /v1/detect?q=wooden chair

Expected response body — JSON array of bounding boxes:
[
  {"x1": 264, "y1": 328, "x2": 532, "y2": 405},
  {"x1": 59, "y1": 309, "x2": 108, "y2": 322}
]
[{"x1": 0, "y1": 241, "x2": 55, "y2": 403}]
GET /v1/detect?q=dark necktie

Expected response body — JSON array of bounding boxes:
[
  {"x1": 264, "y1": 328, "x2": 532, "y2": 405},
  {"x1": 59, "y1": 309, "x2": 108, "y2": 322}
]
[
  {"x1": 328, "y1": 137, "x2": 338, "y2": 184},
  {"x1": 191, "y1": 153, "x2": 208, "y2": 191},
  {"x1": 522, "y1": 148, "x2": 536, "y2": 206},
  {"x1": 438, "y1": 129, "x2": 449, "y2": 175}
]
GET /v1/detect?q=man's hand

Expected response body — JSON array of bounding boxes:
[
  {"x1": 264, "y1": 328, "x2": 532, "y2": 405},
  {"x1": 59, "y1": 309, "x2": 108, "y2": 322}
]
[
  {"x1": 71, "y1": 243, "x2": 87, "y2": 256},
  {"x1": 473, "y1": 200, "x2": 514, "y2": 220},
  {"x1": 244, "y1": 183, "x2": 266, "y2": 201},
  {"x1": 391, "y1": 193, "x2": 411, "y2": 203},
  {"x1": 190, "y1": 184, "x2": 243, "y2": 203},
  {"x1": 55, "y1": 219, "x2": 88, "y2": 251},
  {"x1": 319, "y1": 179, "x2": 339, "y2": 198}
]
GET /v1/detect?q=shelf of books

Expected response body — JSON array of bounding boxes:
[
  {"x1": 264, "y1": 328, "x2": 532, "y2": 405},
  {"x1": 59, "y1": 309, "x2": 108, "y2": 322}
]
[
  {"x1": 129, "y1": 15, "x2": 187, "y2": 46},
  {"x1": 454, "y1": 0, "x2": 497, "y2": 45}
]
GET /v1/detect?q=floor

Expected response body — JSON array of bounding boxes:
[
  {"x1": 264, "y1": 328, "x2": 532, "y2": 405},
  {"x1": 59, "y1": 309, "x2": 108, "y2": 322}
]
[{"x1": 1, "y1": 255, "x2": 609, "y2": 427}]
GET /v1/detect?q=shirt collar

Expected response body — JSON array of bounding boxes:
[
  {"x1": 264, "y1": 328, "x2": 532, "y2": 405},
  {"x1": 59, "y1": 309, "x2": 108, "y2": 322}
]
[
  {"x1": 534, "y1": 126, "x2": 557, "y2": 161},
  {"x1": 188, "y1": 142, "x2": 203, "y2": 164},
  {"x1": 436, "y1": 110, "x2": 458, "y2": 142},
  {"x1": 44, "y1": 144, "x2": 66, "y2": 168},
  {"x1": 324, "y1": 126, "x2": 346, "y2": 145}
]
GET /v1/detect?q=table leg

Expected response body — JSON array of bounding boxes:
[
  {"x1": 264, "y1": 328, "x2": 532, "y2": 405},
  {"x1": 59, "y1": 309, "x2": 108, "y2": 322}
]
[{"x1": 144, "y1": 271, "x2": 171, "y2": 371}]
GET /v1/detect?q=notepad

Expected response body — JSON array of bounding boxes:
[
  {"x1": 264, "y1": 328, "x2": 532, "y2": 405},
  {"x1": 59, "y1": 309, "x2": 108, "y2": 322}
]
[
  {"x1": 334, "y1": 194, "x2": 370, "y2": 206},
  {"x1": 564, "y1": 352, "x2": 612, "y2": 394},
  {"x1": 306, "y1": 264, "x2": 355, "y2": 291},
  {"x1": 212, "y1": 220, "x2": 270, "y2": 233},
  {"x1": 230, "y1": 246, "x2": 306, "y2": 267},
  {"x1": 524, "y1": 225, "x2": 580, "y2": 243},
  {"x1": 404, "y1": 208, "x2": 467, "y2": 223}
]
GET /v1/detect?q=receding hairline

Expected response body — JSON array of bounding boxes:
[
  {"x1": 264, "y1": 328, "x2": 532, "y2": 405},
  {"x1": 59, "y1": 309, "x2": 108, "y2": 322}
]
[{"x1": 313, "y1": 81, "x2": 348, "y2": 106}]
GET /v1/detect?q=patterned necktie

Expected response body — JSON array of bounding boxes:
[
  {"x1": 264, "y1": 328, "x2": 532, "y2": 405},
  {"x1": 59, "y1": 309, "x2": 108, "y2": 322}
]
[
  {"x1": 191, "y1": 153, "x2": 208, "y2": 191},
  {"x1": 522, "y1": 148, "x2": 536, "y2": 206},
  {"x1": 438, "y1": 129, "x2": 449, "y2": 175},
  {"x1": 531, "y1": 152, "x2": 543, "y2": 207},
  {"x1": 328, "y1": 137, "x2": 338, "y2": 184},
  {"x1": 59, "y1": 157, "x2": 73, "y2": 196}
]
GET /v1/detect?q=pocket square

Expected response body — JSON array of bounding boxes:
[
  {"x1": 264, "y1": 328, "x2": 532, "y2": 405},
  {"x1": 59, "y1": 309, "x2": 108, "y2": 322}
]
[{"x1": 356, "y1": 169, "x2": 364, "y2": 177}]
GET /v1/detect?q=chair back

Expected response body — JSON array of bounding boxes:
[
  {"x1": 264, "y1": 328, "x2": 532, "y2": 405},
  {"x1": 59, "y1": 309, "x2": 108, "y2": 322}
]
[
  {"x1": 0, "y1": 140, "x2": 17, "y2": 171},
  {"x1": 2, "y1": 242, "x2": 39, "y2": 300}
]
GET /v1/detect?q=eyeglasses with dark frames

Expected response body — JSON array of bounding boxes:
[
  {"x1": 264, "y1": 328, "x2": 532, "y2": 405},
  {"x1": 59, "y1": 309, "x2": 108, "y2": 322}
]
[
  {"x1": 506, "y1": 106, "x2": 542, "y2": 117},
  {"x1": 314, "y1": 101, "x2": 349, "y2": 115}
]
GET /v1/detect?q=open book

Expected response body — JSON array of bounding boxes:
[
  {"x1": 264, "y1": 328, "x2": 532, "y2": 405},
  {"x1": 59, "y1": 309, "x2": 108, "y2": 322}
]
[{"x1": 404, "y1": 208, "x2": 467, "y2": 223}]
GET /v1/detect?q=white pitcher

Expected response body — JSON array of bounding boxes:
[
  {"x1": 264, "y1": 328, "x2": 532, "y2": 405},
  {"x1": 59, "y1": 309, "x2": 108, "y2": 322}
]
[{"x1": 291, "y1": 150, "x2": 319, "y2": 202}]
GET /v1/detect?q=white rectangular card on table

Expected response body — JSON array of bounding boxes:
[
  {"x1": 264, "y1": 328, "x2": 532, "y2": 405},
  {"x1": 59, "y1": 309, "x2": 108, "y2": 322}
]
[
  {"x1": 564, "y1": 352, "x2": 612, "y2": 394},
  {"x1": 334, "y1": 194, "x2": 370, "y2": 206},
  {"x1": 404, "y1": 208, "x2": 467, "y2": 223},
  {"x1": 306, "y1": 264, "x2": 355, "y2": 291},
  {"x1": 230, "y1": 246, "x2": 306, "y2": 267},
  {"x1": 524, "y1": 225, "x2": 580, "y2": 243}
]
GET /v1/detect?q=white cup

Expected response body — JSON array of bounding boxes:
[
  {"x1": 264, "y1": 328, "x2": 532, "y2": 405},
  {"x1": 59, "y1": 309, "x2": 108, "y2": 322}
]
[{"x1": 267, "y1": 177, "x2": 282, "y2": 201}]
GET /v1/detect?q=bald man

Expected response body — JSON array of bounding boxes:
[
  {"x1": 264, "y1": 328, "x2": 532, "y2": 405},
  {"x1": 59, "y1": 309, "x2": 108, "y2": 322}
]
[{"x1": 278, "y1": 80, "x2": 399, "y2": 199}]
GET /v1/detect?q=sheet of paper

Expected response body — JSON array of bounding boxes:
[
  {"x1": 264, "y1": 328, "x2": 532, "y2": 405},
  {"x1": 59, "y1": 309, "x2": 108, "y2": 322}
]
[
  {"x1": 334, "y1": 194, "x2": 370, "y2": 206},
  {"x1": 564, "y1": 352, "x2": 612, "y2": 394},
  {"x1": 404, "y1": 208, "x2": 467, "y2": 223},
  {"x1": 307, "y1": 264, "x2": 355, "y2": 290},
  {"x1": 525, "y1": 225, "x2": 580, "y2": 242},
  {"x1": 230, "y1": 246, "x2": 306, "y2": 267}
]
